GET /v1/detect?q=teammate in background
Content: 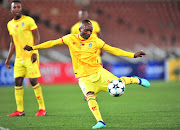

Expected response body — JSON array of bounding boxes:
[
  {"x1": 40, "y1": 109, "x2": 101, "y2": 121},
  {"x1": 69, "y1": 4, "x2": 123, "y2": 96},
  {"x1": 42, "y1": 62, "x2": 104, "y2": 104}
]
[
  {"x1": 5, "y1": 0, "x2": 46, "y2": 116},
  {"x1": 71, "y1": 9, "x2": 103, "y2": 64},
  {"x1": 24, "y1": 20, "x2": 150, "y2": 129}
]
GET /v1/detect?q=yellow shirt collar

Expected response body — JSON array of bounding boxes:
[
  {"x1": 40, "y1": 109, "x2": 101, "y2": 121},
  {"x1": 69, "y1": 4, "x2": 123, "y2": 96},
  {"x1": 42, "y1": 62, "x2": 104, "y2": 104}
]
[
  {"x1": 78, "y1": 34, "x2": 88, "y2": 41},
  {"x1": 13, "y1": 15, "x2": 24, "y2": 22}
]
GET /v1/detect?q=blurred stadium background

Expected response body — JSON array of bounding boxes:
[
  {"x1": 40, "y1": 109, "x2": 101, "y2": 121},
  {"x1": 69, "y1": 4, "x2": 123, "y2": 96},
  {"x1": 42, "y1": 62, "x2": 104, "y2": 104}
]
[{"x1": 0, "y1": 0, "x2": 180, "y2": 85}]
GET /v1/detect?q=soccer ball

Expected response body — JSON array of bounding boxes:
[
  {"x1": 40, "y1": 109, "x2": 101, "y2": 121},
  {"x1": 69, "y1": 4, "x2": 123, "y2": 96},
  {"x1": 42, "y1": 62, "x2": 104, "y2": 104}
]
[{"x1": 108, "y1": 79, "x2": 125, "y2": 97}]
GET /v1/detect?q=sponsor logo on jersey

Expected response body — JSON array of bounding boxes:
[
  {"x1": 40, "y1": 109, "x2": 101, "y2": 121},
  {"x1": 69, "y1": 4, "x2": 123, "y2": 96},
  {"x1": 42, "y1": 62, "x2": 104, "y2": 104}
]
[{"x1": 79, "y1": 43, "x2": 84, "y2": 46}]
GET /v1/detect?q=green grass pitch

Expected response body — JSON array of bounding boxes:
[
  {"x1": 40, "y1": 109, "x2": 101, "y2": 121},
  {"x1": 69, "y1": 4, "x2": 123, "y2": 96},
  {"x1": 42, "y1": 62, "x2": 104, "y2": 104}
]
[{"x1": 0, "y1": 81, "x2": 180, "y2": 130}]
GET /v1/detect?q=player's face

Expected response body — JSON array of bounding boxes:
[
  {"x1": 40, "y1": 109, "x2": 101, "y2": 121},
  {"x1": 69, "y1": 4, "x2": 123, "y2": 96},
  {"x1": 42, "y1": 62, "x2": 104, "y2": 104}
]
[
  {"x1": 11, "y1": 2, "x2": 22, "y2": 17},
  {"x1": 79, "y1": 23, "x2": 93, "y2": 39}
]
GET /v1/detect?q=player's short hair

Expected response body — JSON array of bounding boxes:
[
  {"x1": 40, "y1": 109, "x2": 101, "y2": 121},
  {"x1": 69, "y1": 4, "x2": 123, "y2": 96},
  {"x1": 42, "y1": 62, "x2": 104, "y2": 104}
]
[
  {"x1": 81, "y1": 19, "x2": 92, "y2": 25},
  {"x1": 12, "y1": 0, "x2": 21, "y2": 3},
  {"x1": 11, "y1": 0, "x2": 21, "y2": 9}
]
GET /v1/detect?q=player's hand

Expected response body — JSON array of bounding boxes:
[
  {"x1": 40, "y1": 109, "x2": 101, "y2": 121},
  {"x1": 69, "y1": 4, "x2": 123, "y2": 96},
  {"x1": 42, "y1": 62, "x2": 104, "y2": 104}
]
[
  {"x1": 31, "y1": 53, "x2": 37, "y2": 63},
  {"x1": 5, "y1": 59, "x2": 11, "y2": 69},
  {"x1": 134, "y1": 50, "x2": 146, "y2": 58},
  {"x1": 23, "y1": 45, "x2": 33, "y2": 51}
]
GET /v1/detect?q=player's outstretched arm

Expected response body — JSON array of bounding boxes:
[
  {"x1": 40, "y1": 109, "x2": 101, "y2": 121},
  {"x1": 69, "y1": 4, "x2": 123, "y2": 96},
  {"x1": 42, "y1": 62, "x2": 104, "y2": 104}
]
[
  {"x1": 102, "y1": 44, "x2": 146, "y2": 58},
  {"x1": 102, "y1": 44, "x2": 135, "y2": 58},
  {"x1": 134, "y1": 50, "x2": 146, "y2": 58},
  {"x1": 23, "y1": 38, "x2": 63, "y2": 51}
]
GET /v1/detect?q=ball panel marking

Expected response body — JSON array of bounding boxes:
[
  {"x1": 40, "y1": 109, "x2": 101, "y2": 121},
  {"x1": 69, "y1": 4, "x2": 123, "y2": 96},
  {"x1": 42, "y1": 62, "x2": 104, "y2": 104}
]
[{"x1": 108, "y1": 79, "x2": 125, "y2": 97}]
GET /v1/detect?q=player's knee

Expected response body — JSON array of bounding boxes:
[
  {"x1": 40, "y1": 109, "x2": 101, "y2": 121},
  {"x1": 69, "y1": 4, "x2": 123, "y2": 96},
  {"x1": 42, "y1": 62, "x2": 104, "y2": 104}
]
[
  {"x1": 29, "y1": 78, "x2": 38, "y2": 86},
  {"x1": 15, "y1": 77, "x2": 24, "y2": 86},
  {"x1": 86, "y1": 91, "x2": 95, "y2": 101}
]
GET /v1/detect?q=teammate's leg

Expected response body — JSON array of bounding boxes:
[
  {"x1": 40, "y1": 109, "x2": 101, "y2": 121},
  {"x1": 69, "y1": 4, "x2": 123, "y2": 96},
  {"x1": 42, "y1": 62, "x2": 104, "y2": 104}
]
[
  {"x1": 8, "y1": 77, "x2": 25, "y2": 116},
  {"x1": 30, "y1": 78, "x2": 46, "y2": 116}
]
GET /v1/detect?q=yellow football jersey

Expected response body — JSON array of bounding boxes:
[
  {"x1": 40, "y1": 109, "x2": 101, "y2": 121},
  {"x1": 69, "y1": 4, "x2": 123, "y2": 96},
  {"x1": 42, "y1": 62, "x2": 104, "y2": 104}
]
[
  {"x1": 7, "y1": 15, "x2": 39, "y2": 60},
  {"x1": 62, "y1": 34, "x2": 104, "y2": 78},
  {"x1": 71, "y1": 20, "x2": 102, "y2": 63},
  {"x1": 33, "y1": 34, "x2": 135, "y2": 78},
  {"x1": 71, "y1": 20, "x2": 100, "y2": 37}
]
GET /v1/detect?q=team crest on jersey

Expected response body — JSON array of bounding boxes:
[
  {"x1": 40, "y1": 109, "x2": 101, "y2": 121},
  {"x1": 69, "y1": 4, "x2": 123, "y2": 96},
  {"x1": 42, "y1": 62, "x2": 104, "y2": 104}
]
[
  {"x1": 21, "y1": 22, "x2": 25, "y2": 27},
  {"x1": 15, "y1": 25, "x2": 18, "y2": 28},
  {"x1": 79, "y1": 43, "x2": 84, "y2": 46},
  {"x1": 88, "y1": 43, "x2": 92, "y2": 48}
]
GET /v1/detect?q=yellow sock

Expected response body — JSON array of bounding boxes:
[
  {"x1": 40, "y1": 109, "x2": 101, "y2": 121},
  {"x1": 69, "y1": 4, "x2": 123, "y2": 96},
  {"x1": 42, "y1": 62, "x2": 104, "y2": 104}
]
[
  {"x1": 120, "y1": 76, "x2": 139, "y2": 85},
  {"x1": 87, "y1": 93, "x2": 103, "y2": 122},
  {"x1": 33, "y1": 83, "x2": 45, "y2": 110},
  {"x1": 15, "y1": 86, "x2": 24, "y2": 112}
]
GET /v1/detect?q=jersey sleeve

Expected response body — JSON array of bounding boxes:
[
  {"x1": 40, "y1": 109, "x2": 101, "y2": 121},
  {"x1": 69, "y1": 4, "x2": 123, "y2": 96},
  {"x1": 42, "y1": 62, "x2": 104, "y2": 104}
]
[
  {"x1": 29, "y1": 17, "x2": 38, "y2": 31},
  {"x1": 97, "y1": 38, "x2": 106, "y2": 49},
  {"x1": 62, "y1": 34, "x2": 71, "y2": 45},
  {"x1": 102, "y1": 44, "x2": 135, "y2": 58},
  {"x1": 33, "y1": 38, "x2": 64, "y2": 50}
]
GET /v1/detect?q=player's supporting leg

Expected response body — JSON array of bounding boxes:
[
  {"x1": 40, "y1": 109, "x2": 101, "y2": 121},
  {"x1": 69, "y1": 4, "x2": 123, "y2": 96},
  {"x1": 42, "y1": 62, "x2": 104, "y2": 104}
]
[
  {"x1": 14, "y1": 86, "x2": 24, "y2": 112},
  {"x1": 32, "y1": 83, "x2": 46, "y2": 116},
  {"x1": 86, "y1": 92, "x2": 106, "y2": 129},
  {"x1": 120, "y1": 76, "x2": 150, "y2": 87},
  {"x1": 8, "y1": 77, "x2": 25, "y2": 117}
]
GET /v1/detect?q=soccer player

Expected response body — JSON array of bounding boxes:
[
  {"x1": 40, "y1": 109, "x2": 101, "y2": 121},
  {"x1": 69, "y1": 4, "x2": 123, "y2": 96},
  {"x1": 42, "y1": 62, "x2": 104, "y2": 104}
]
[
  {"x1": 5, "y1": 0, "x2": 46, "y2": 117},
  {"x1": 24, "y1": 20, "x2": 150, "y2": 129},
  {"x1": 71, "y1": 9, "x2": 103, "y2": 101},
  {"x1": 71, "y1": 9, "x2": 103, "y2": 64}
]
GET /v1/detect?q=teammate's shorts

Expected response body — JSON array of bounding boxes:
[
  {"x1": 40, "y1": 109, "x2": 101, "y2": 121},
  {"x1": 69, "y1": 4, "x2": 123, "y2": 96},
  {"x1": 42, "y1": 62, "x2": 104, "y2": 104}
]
[
  {"x1": 78, "y1": 67, "x2": 118, "y2": 98},
  {"x1": 14, "y1": 57, "x2": 41, "y2": 78}
]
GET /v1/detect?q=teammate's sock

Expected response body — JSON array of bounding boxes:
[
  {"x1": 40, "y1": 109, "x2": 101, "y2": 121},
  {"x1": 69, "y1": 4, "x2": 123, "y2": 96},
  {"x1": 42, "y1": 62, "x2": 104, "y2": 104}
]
[
  {"x1": 33, "y1": 83, "x2": 45, "y2": 110},
  {"x1": 15, "y1": 86, "x2": 24, "y2": 112},
  {"x1": 119, "y1": 76, "x2": 139, "y2": 85},
  {"x1": 87, "y1": 92, "x2": 103, "y2": 121}
]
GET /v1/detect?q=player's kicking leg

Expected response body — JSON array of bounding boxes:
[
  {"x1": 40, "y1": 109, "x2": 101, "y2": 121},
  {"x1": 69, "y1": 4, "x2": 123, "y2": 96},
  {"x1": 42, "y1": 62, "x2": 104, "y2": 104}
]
[
  {"x1": 120, "y1": 76, "x2": 150, "y2": 87},
  {"x1": 132, "y1": 76, "x2": 150, "y2": 87}
]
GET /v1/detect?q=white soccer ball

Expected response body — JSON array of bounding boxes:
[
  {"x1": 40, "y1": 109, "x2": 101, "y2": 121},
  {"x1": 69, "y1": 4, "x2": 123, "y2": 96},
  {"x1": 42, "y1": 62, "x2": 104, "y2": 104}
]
[{"x1": 108, "y1": 79, "x2": 125, "y2": 97}]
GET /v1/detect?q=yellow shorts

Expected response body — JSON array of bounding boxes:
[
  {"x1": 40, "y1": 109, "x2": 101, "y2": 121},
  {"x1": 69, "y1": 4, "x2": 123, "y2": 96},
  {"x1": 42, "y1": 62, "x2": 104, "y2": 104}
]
[
  {"x1": 78, "y1": 67, "x2": 118, "y2": 98},
  {"x1": 14, "y1": 58, "x2": 41, "y2": 78}
]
